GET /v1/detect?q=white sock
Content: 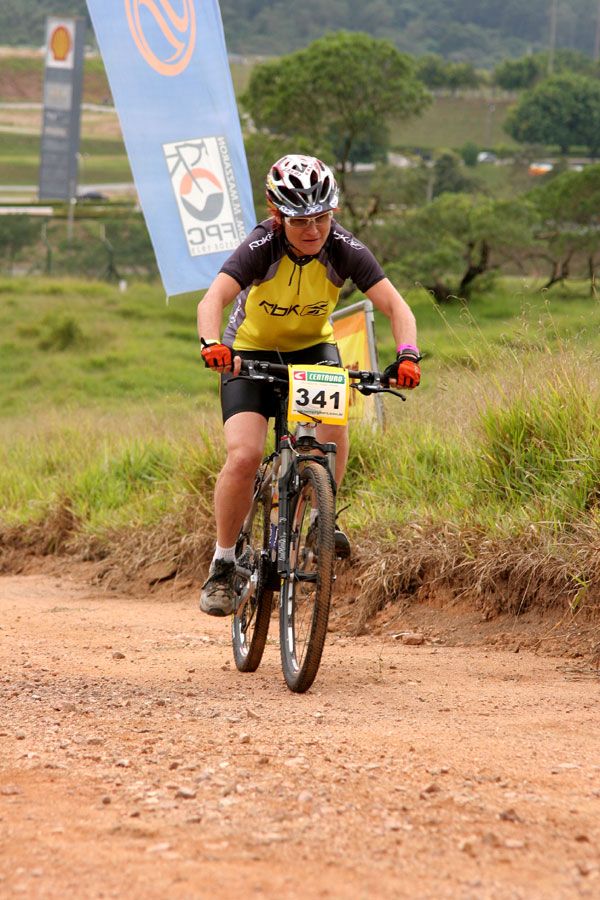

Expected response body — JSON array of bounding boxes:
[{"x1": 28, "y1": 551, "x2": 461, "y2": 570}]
[
  {"x1": 214, "y1": 543, "x2": 236, "y2": 563},
  {"x1": 310, "y1": 508, "x2": 318, "y2": 525}
]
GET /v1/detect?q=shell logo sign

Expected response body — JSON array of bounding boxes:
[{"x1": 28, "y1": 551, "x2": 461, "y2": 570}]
[
  {"x1": 46, "y1": 18, "x2": 75, "y2": 69},
  {"x1": 50, "y1": 26, "x2": 72, "y2": 62},
  {"x1": 125, "y1": 0, "x2": 197, "y2": 76}
]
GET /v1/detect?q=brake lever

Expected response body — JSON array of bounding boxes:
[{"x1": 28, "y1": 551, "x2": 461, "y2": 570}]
[
  {"x1": 387, "y1": 388, "x2": 407, "y2": 401},
  {"x1": 352, "y1": 383, "x2": 406, "y2": 401}
]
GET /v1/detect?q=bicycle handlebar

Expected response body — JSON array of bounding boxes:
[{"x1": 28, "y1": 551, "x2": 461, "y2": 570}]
[{"x1": 238, "y1": 359, "x2": 406, "y2": 400}]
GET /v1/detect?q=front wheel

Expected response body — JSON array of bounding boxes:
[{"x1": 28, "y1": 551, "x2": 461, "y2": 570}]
[
  {"x1": 231, "y1": 471, "x2": 275, "y2": 672},
  {"x1": 279, "y1": 460, "x2": 335, "y2": 693}
]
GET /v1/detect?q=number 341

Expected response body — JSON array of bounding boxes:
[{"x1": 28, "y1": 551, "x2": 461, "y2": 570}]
[{"x1": 295, "y1": 388, "x2": 341, "y2": 410}]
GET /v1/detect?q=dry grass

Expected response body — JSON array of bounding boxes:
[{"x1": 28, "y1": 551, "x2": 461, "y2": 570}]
[
  {"x1": 4, "y1": 502, "x2": 598, "y2": 645},
  {"x1": 0, "y1": 491, "x2": 216, "y2": 589},
  {"x1": 349, "y1": 520, "x2": 600, "y2": 635}
]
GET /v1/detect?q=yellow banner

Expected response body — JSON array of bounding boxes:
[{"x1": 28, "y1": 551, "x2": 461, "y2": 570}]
[{"x1": 332, "y1": 308, "x2": 376, "y2": 423}]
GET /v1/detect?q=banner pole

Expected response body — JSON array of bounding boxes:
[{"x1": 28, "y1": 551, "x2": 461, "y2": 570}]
[{"x1": 363, "y1": 300, "x2": 385, "y2": 430}]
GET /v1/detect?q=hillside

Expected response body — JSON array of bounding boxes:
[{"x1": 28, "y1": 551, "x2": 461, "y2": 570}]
[{"x1": 0, "y1": 0, "x2": 597, "y2": 66}]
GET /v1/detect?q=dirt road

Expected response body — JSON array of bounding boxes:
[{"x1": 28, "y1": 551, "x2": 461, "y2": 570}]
[{"x1": 1, "y1": 572, "x2": 599, "y2": 899}]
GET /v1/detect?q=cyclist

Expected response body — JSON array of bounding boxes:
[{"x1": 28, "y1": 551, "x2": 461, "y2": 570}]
[{"x1": 197, "y1": 154, "x2": 420, "y2": 616}]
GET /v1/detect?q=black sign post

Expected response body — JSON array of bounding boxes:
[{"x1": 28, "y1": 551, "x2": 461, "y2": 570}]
[{"x1": 38, "y1": 16, "x2": 85, "y2": 220}]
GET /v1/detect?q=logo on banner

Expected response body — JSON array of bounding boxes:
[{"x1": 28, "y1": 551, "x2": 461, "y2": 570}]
[
  {"x1": 46, "y1": 18, "x2": 75, "y2": 69},
  {"x1": 125, "y1": 0, "x2": 196, "y2": 76},
  {"x1": 164, "y1": 136, "x2": 247, "y2": 257}
]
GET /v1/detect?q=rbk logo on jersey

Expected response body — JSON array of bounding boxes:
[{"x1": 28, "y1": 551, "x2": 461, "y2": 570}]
[{"x1": 258, "y1": 300, "x2": 329, "y2": 318}]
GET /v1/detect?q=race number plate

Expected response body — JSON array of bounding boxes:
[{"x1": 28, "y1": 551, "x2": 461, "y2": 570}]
[{"x1": 287, "y1": 364, "x2": 349, "y2": 426}]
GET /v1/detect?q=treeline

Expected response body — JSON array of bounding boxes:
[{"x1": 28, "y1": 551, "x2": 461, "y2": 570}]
[
  {"x1": 0, "y1": 0, "x2": 91, "y2": 46},
  {"x1": 2, "y1": 0, "x2": 598, "y2": 66},
  {"x1": 221, "y1": 0, "x2": 599, "y2": 64}
]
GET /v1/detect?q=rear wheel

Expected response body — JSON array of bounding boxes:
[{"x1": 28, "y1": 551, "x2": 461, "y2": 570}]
[
  {"x1": 231, "y1": 471, "x2": 275, "y2": 672},
  {"x1": 279, "y1": 461, "x2": 335, "y2": 693}
]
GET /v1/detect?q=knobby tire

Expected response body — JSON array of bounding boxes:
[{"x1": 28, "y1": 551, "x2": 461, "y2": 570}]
[
  {"x1": 279, "y1": 460, "x2": 335, "y2": 693},
  {"x1": 231, "y1": 470, "x2": 274, "y2": 672}
]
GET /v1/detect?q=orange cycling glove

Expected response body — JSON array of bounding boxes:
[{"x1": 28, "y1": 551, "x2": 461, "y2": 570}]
[
  {"x1": 382, "y1": 344, "x2": 421, "y2": 389},
  {"x1": 200, "y1": 338, "x2": 233, "y2": 371}
]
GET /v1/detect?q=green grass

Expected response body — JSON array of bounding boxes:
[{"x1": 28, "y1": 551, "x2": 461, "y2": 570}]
[
  {"x1": 374, "y1": 278, "x2": 600, "y2": 391},
  {"x1": 1, "y1": 275, "x2": 598, "y2": 519},
  {"x1": 0, "y1": 132, "x2": 132, "y2": 186},
  {"x1": 3, "y1": 275, "x2": 599, "y2": 422},
  {"x1": 0, "y1": 277, "x2": 214, "y2": 416},
  {"x1": 391, "y1": 94, "x2": 518, "y2": 153},
  {"x1": 1, "y1": 275, "x2": 598, "y2": 615},
  {"x1": 0, "y1": 133, "x2": 128, "y2": 156}
]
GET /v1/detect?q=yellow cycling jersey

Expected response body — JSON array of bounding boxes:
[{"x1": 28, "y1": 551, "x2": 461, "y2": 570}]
[{"x1": 221, "y1": 218, "x2": 385, "y2": 352}]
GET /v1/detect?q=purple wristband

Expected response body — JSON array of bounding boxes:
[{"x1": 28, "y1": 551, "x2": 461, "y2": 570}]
[{"x1": 397, "y1": 343, "x2": 419, "y2": 355}]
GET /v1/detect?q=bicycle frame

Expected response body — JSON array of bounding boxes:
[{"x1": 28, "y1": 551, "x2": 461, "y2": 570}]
[
  {"x1": 238, "y1": 357, "x2": 404, "y2": 587},
  {"x1": 263, "y1": 370, "x2": 337, "y2": 581}
]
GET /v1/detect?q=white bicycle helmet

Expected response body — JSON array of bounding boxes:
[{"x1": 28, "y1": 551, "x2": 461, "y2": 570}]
[{"x1": 266, "y1": 155, "x2": 339, "y2": 217}]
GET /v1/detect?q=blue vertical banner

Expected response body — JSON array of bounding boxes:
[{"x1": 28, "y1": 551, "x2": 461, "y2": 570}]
[{"x1": 86, "y1": 0, "x2": 256, "y2": 295}]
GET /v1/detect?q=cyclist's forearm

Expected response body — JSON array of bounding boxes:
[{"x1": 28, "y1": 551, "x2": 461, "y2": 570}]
[
  {"x1": 197, "y1": 273, "x2": 240, "y2": 342},
  {"x1": 197, "y1": 295, "x2": 223, "y2": 342},
  {"x1": 366, "y1": 278, "x2": 417, "y2": 348},
  {"x1": 389, "y1": 300, "x2": 417, "y2": 349}
]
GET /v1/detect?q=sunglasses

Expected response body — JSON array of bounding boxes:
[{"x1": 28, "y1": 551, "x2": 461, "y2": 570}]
[{"x1": 285, "y1": 211, "x2": 333, "y2": 229}]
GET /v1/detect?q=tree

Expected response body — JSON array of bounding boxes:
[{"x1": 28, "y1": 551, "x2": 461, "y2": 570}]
[
  {"x1": 493, "y1": 50, "x2": 596, "y2": 92},
  {"x1": 529, "y1": 164, "x2": 600, "y2": 294},
  {"x1": 432, "y1": 151, "x2": 475, "y2": 197},
  {"x1": 4, "y1": 0, "x2": 598, "y2": 64},
  {"x1": 445, "y1": 62, "x2": 480, "y2": 91},
  {"x1": 415, "y1": 54, "x2": 448, "y2": 89},
  {"x1": 416, "y1": 55, "x2": 480, "y2": 91},
  {"x1": 387, "y1": 194, "x2": 540, "y2": 302},
  {"x1": 241, "y1": 31, "x2": 431, "y2": 225},
  {"x1": 493, "y1": 56, "x2": 542, "y2": 91},
  {"x1": 460, "y1": 141, "x2": 479, "y2": 167},
  {"x1": 505, "y1": 75, "x2": 600, "y2": 157}
]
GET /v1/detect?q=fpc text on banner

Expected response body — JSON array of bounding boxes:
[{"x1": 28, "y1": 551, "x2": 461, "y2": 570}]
[{"x1": 164, "y1": 137, "x2": 246, "y2": 258}]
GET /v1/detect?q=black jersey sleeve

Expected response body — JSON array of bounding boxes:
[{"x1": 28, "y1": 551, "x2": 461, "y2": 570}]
[
  {"x1": 328, "y1": 223, "x2": 386, "y2": 293},
  {"x1": 219, "y1": 219, "x2": 279, "y2": 290}
]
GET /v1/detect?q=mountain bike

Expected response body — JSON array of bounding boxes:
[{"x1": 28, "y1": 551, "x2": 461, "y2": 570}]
[{"x1": 230, "y1": 359, "x2": 405, "y2": 693}]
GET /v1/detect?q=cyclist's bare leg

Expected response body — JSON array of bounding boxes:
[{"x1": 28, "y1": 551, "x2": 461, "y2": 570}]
[
  {"x1": 215, "y1": 411, "x2": 269, "y2": 548},
  {"x1": 314, "y1": 422, "x2": 350, "y2": 557},
  {"x1": 316, "y1": 423, "x2": 349, "y2": 487}
]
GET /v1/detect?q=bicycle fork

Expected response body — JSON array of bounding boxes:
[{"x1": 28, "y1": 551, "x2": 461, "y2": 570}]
[{"x1": 275, "y1": 427, "x2": 337, "y2": 581}]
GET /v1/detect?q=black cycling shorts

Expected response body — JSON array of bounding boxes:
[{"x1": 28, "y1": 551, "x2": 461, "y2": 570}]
[{"x1": 220, "y1": 342, "x2": 342, "y2": 423}]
